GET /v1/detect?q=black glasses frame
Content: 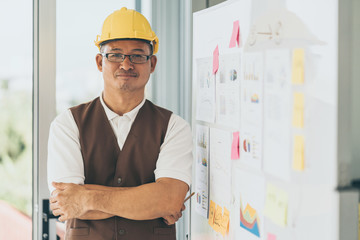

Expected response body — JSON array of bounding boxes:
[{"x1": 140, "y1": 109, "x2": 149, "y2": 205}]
[{"x1": 102, "y1": 53, "x2": 151, "y2": 64}]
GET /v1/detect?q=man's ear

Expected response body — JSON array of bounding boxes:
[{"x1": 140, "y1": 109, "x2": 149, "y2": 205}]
[
  {"x1": 150, "y1": 55, "x2": 157, "y2": 73},
  {"x1": 96, "y1": 54, "x2": 103, "y2": 72}
]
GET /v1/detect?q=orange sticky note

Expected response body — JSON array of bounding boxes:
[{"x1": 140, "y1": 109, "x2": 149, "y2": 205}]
[
  {"x1": 229, "y1": 20, "x2": 240, "y2": 48},
  {"x1": 213, "y1": 205, "x2": 223, "y2": 232},
  {"x1": 213, "y1": 45, "x2": 219, "y2": 74},
  {"x1": 220, "y1": 207, "x2": 230, "y2": 236},
  {"x1": 208, "y1": 200, "x2": 216, "y2": 227},
  {"x1": 267, "y1": 233, "x2": 277, "y2": 240},
  {"x1": 231, "y1": 132, "x2": 240, "y2": 159}
]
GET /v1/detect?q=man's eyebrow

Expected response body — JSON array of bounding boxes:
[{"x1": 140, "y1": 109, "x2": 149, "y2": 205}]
[
  {"x1": 131, "y1": 48, "x2": 146, "y2": 53},
  {"x1": 109, "y1": 48, "x2": 146, "y2": 53},
  {"x1": 109, "y1": 48, "x2": 123, "y2": 51}
]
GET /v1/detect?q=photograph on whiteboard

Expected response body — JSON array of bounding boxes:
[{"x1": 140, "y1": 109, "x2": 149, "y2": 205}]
[
  {"x1": 232, "y1": 168, "x2": 265, "y2": 240},
  {"x1": 196, "y1": 57, "x2": 216, "y2": 123},
  {"x1": 240, "y1": 52, "x2": 264, "y2": 169},
  {"x1": 195, "y1": 124, "x2": 210, "y2": 218},
  {"x1": 215, "y1": 53, "x2": 241, "y2": 128},
  {"x1": 263, "y1": 49, "x2": 292, "y2": 181}
]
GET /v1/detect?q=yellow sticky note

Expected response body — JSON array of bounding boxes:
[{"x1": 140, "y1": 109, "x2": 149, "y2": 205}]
[
  {"x1": 213, "y1": 205, "x2": 223, "y2": 232},
  {"x1": 264, "y1": 183, "x2": 288, "y2": 227},
  {"x1": 208, "y1": 200, "x2": 216, "y2": 227},
  {"x1": 292, "y1": 92, "x2": 304, "y2": 128},
  {"x1": 293, "y1": 135, "x2": 305, "y2": 171},
  {"x1": 220, "y1": 207, "x2": 230, "y2": 236},
  {"x1": 292, "y1": 48, "x2": 305, "y2": 84}
]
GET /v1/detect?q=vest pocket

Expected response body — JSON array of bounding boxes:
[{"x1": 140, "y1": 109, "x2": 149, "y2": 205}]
[
  {"x1": 68, "y1": 227, "x2": 89, "y2": 236},
  {"x1": 153, "y1": 227, "x2": 176, "y2": 240}
]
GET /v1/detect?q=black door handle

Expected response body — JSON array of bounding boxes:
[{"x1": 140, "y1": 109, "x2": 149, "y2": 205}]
[{"x1": 42, "y1": 199, "x2": 60, "y2": 240}]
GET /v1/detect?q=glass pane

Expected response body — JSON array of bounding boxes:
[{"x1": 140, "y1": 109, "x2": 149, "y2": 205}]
[
  {"x1": 56, "y1": 0, "x2": 136, "y2": 113},
  {"x1": 55, "y1": 1, "x2": 136, "y2": 237},
  {"x1": 0, "y1": 0, "x2": 33, "y2": 239}
]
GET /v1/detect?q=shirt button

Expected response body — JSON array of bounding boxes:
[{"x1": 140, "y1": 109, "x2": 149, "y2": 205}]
[
  {"x1": 119, "y1": 229, "x2": 126, "y2": 235},
  {"x1": 117, "y1": 177, "x2": 122, "y2": 184}
]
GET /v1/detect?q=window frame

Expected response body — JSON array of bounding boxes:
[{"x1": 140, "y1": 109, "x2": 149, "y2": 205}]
[{"x1": 33, "y1": 0, "x2": 57, "y2": 238}]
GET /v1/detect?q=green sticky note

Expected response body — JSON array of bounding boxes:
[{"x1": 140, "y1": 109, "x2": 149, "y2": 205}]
[{"x1": 264, "y1": 183, "x2": 288, "y2": 227}]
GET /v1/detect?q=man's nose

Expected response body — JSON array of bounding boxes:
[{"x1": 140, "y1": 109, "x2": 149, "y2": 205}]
[{"x1": 119, "y1": 56, "x2": 134, "y2": 70}]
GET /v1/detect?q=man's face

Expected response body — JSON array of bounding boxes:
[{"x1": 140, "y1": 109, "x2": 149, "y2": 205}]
[{"x1": 96, "y1": 39, "x2": 157, "y2": 95}]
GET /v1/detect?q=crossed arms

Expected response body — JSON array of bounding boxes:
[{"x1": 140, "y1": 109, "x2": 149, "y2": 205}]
[{"x1": 50, "y1": 177, "x2": 189, "y2": 225}]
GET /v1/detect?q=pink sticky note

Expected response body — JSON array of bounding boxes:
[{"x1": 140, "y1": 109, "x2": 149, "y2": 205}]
[
  {"x1": 267, "y1": 233, "x2": 277, "y2": 240},
  {"x1": 231, "y1": 132, "x2": 240, "y2": 159},
  {"x1": 229, "y1": 20, "x2": 240, "y2": 48},
  {"x1": 213, "y1": 45, "x2": 219, "y2": 74}
]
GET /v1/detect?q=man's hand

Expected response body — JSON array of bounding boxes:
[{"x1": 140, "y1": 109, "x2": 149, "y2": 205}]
[
  {"x1": 50, "y1": 182, "x2": 89, "y2": 221},
  {"x1": 162, "y1": 204, "x2": 186, "y2": 225}
]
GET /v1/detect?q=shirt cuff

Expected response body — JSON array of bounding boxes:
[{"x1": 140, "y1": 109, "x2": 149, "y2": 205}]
[{"x1": 154, "y1": 169, "x2": 192, "y2": 187}]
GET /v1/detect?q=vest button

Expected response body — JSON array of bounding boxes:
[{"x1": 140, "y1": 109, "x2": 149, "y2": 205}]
[
  {"x1": 118, "y1": 229, "x2": 126, "y2": 235},
  {"x1": 117, "y1": 177, "x2": 122, "y2": 184}
]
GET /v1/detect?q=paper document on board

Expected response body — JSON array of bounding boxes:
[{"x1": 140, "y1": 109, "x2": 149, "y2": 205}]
[
  {"x1": 195, "y1": 125, "x2": 210, "y2": 218},
  {"x1": 196, "y1": 57, "x2": 216, "y2": 123}
]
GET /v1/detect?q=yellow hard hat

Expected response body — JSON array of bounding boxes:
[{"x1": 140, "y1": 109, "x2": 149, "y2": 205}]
[{"x1": 95, "y1": 7, "x2": 159, "y2": 54}]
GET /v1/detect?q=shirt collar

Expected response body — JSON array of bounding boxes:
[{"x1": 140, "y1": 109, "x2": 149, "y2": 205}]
[{"x1": 100, "y1": 93, "x2": 146, "y2": 123}]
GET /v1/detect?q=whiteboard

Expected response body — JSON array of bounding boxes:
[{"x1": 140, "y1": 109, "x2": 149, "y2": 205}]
[{"x1": 190, "y1": 0, "x2": 340, "y2": 239}]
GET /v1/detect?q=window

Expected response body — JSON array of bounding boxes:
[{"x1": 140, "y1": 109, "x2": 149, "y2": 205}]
[
  {"x1": 0, "y1": 0, "x2": 32, "y2": 239},
  {"x1": 56, "y1": 0, "x2": 136, "y2": 112}
]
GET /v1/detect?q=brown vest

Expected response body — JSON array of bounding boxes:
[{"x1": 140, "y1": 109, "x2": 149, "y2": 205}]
[{"x1": 67, "y1": 98, "x2": 175, "y2": 240}]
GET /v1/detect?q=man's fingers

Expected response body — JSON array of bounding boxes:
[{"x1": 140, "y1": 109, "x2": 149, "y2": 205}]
[
  {"x1": 163, "y1": 210, "x2": 185, "y2": 225},
  {"x1": 163, "y1": 218, "x2": 169, "y2": 225},
  {"x1": 49, "y1": 197, "x2": 55, "y2": 204},
  {"x1": 49, "y1": 203, "x2": 57, "y2": 211},
  {"x1": 51, "y1": 189, "x2": 62, "y2": 198},
  {"x1": 174, "y1": 212, "x2": 180, "y2": 220},
  {"x1": 163, "y1": 215, "x2": 176, "y2": 225},
  {"x1": 50, "y1": 194, "x2": 59, "y2": 204},
  {"x1": 58, "y1": 212, "x2": 70, "y2": 222},
  {"x1": 181, "y1": 204, "x2": 186, "y2": 211},
  {"x1": 52, "y1": 182, "x2": 70, "y2": 190},
  {"x1": 58, "y1": 215, "x2": 66, "y2": 222},
  {"x1": 52, "y1": 209, "x2": 61, "y2": 217},
  {"x1": 175, "y1": 211, "x2": 182, "y2": 220},
  {"x1": 166, "y1": 220, "x2": 175, "y2": 225}
]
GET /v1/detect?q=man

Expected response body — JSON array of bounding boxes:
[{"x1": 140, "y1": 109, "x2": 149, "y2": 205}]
[{"x1": 47, "y1": 7, "x2": 192, "y2": 240}]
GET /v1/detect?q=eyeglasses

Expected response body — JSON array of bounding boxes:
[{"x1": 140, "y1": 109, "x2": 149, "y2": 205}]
[{"x1": 102, "y1": 53, "x2": 151, "y2": 64}]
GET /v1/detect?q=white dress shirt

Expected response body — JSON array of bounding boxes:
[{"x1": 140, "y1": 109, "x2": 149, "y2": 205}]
[{"x1": 47, "y1": 95, "x2": 193, "y2": 193}]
